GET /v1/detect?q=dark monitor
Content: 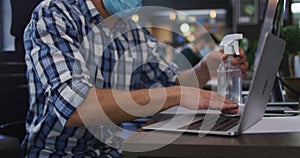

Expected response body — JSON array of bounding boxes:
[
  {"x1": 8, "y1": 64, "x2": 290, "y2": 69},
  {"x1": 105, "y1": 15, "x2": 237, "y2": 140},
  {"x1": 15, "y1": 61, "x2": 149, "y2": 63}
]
[
  {"x1": 255, "y1": 0, "x2": 286, "y2": 67},
  {"x1": 272, "y1": 0, "x2": 286, "y2": 36},
  {"x1": 253, "y1": 0, "x2": 287, "y2": 102}
]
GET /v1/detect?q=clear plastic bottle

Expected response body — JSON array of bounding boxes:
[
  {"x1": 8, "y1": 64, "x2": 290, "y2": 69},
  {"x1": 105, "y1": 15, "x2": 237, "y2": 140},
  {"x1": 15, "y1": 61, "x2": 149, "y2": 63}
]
[{"x1": 217, "y1": 56, "x2": 242, "y2": 105}]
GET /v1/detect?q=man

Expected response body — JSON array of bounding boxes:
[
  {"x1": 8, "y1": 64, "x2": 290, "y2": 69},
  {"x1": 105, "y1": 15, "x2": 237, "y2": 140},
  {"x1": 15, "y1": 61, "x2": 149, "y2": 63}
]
[{"x1": 22, "y1": 0, "x2": 248, "y2": 157}]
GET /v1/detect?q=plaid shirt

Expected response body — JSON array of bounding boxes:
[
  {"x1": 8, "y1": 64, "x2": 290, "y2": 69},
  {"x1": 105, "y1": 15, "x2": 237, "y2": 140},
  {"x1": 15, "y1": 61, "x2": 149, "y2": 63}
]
[{"x1": 21, "y1": 0, "x2": 178, "y2": 157}]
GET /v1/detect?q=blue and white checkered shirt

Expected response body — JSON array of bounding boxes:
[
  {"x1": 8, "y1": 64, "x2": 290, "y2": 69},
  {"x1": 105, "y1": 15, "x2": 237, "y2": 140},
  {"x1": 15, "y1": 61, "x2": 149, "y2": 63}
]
[{"x1": 21, "y1": 0, "x2": 178, "y2": 157}]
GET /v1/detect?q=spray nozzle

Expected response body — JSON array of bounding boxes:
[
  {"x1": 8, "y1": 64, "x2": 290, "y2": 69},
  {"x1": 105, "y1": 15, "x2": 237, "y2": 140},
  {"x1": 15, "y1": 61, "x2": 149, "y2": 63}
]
[{"x1": 219, "y1": 34, "x2": 243, "y2": 55}]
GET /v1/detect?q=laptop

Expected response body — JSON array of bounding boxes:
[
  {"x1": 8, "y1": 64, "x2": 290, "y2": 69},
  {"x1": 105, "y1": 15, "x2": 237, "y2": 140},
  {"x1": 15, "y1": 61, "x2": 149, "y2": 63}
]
[{"x1": 142, "y1": 33, "x2": 286, "y2": 136}]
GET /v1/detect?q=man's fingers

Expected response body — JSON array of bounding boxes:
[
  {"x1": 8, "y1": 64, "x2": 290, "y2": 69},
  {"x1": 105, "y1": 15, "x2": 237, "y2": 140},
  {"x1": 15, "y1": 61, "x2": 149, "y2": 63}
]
[
  {"x1": 232, "y1": 55, "x2": 247, "y2": 65},
  {"x1": 240, "y1": 61, "x2": 249, "y2": 71},
  {"x1": 222, "y1": 104, "x2": 239, "y2": 114},
  {"x1": 222, "y1": 108, "x2": 239, "y2": 115}
]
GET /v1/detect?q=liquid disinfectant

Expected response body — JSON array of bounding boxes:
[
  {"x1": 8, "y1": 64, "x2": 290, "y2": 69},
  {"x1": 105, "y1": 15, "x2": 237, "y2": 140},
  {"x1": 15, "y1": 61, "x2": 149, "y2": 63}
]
[{"x1": 217, "y1": 34, "x2": 243, "y2": 105}]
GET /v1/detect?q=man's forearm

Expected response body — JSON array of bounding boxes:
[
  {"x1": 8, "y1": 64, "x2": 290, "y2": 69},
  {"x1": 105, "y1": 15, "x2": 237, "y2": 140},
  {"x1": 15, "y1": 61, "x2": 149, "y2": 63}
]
[
  {"x1": 176, "y1": 67, "x2": 210, "y2": 88},
  {"x1": 65, "y1": 86, "x2": 181, "y2": 127}
]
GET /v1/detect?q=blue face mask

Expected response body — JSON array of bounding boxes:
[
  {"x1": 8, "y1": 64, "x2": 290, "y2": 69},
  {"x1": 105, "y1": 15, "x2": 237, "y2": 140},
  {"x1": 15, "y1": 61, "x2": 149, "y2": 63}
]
[{"x1": 102, "y1": 0, "x2": 143, "y2": 18}]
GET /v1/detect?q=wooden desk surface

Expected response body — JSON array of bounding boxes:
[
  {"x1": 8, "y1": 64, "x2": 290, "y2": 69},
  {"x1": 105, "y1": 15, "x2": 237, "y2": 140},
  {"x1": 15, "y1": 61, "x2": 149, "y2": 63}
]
[{"x1": 123, "y1": 115, "x2": 300, "y2": 158}]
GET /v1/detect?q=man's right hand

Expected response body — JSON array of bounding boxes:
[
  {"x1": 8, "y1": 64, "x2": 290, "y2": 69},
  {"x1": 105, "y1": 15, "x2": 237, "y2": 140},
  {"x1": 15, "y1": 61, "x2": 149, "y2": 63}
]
[{"x1": 179, "y1": 86, "x2": 239, "y2": 115}]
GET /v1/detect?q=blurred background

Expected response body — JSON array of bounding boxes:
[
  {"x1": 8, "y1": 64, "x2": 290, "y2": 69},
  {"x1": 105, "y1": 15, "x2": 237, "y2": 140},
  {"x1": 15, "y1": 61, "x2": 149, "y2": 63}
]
[{"x1": 0, "y1": 0, "x2": 300, "y2": 141}]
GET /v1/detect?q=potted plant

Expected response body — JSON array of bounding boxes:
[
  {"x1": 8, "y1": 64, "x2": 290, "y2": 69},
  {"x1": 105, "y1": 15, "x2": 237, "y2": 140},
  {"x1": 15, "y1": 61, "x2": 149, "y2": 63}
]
[
  {"x1": 280, "y1": 25, "x2": 300, "y2": 77},
  {"x1": 280, "y1": 25, "x2": 300, "y2": 100}
]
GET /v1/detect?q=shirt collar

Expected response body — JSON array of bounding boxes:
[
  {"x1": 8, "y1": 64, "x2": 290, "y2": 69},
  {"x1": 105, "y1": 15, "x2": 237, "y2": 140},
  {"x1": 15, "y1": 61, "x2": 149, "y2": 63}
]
[{"x1": 77, "y1": 0, "x2": 103, "y2": 23}]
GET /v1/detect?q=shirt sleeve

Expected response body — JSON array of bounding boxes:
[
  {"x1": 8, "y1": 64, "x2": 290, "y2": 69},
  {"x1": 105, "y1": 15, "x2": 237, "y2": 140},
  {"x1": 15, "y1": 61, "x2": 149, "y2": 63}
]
[{"x1": 25, "y1": 5, "x2": 92, "y2": 126}]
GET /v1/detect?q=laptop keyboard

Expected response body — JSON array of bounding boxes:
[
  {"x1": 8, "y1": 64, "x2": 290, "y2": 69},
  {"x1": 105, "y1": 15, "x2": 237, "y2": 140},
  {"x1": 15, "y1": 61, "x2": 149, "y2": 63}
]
[{"x1": 179, "y1": 114, "x2": 240, "y2": 131}]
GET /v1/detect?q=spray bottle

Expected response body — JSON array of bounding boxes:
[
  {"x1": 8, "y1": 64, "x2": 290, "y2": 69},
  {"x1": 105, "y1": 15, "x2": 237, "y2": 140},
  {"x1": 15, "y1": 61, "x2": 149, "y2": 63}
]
[{"x1": 217, "y1": 34, "x2": 243, "y2": 105}]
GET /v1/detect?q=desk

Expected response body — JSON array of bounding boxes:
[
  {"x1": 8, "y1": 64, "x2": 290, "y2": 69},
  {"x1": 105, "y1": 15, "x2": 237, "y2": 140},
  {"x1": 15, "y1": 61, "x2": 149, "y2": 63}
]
[{"x1": 123, "y1": 115, "x2": 300, "y2": 158}]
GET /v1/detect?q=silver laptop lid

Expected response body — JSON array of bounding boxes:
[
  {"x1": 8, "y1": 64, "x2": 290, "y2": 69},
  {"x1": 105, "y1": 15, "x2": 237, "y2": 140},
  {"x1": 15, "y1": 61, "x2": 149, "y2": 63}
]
[{"x1": 238, "y1": 33, "x2": 286, "y2": 133}]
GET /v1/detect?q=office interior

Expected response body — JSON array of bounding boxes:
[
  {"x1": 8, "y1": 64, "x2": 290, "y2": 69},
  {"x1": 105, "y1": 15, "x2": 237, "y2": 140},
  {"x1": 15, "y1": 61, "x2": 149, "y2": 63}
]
[{"x1": 0, "y1": 0, "x2": 300, "y2": 157}]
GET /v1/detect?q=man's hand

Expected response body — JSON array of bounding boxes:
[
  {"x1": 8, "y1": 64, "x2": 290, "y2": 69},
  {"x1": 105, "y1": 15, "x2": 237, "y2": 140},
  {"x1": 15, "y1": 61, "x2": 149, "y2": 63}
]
[
  {"x1": 195, "y1": 48, "x2": 249, "y2": 81},
  {"x1": 222, "y1": 48, "x2": 249, "y2": 79},
  {"x1": 180, "y1": 86, "x2": 239, "y2": 114}
]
